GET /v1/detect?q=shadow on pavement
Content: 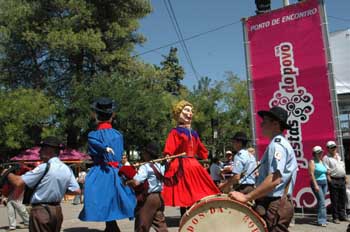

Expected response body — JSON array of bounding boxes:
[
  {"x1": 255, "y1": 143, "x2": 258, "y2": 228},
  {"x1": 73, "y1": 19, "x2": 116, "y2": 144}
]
[
  {"x1": 63, "y1": 228, "x2": 103, "y2": 232},
  {"x1": 295, "y1": 216, "x2": 318, "y2": 226},
  {"x1": 166, "y1": 216, "x2": 181, "y2": 227}
]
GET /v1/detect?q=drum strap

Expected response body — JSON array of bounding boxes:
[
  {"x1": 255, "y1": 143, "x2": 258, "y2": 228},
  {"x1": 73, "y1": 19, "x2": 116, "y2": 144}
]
[{"x1": 150, "y1": 163, "x2": 163, "y2": 181}]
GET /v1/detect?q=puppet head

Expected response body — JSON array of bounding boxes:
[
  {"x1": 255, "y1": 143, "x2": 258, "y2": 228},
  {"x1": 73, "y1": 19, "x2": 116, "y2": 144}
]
[{"x1": 172, "y1": 100, "x2": 193, "y2": 126}]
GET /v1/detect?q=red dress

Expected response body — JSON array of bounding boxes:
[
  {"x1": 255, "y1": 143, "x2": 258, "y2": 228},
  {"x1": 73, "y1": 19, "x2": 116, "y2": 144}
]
[{"x1": 162, "y1": 127, "x2": 220, "y2": 207}]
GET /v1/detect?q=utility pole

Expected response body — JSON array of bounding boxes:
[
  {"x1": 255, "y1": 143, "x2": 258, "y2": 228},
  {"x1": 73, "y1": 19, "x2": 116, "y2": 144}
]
[{"x1": 283, "y1": 0, "x2": 290, "y2": 6}]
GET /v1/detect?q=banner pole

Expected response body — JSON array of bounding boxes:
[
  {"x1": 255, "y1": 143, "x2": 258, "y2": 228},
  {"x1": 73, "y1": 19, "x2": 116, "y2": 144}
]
[
  {"x1": 241, "y1": 18, "x2": 258, "y2": 158},
  {"x1": 318, "y1": 0, "x2": 345, "y2": 161}
]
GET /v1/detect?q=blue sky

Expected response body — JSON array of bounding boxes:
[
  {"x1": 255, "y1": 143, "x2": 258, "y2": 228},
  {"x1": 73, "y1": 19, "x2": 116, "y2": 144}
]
[{"x1": 134, "y1": 0, "x2": 350, "y2": 88}]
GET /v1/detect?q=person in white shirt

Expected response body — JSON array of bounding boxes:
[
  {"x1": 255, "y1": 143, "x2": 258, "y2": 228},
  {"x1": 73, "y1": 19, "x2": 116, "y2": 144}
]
[
  {"x1": 210, "y1": 157, "x2": 222, "y2": 186},
  {"x1": 322, "y1": 140, "x2": 349, "y2": 223},
  {"x1": 122, "y1": 154, "x2": 131, "y2": 166}
]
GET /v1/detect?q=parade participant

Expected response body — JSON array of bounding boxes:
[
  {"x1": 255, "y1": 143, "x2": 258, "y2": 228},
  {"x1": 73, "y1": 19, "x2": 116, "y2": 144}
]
[
  {"x1": 73, "y1": 169, "x2": 87, "y2": 205},
  {"x1": 219, "y1": 132, "x2": 256, "y2": 194},
  {"x1": 221, "y1": 151, "x2": 234, "y2": 180},
  {"x1": 79, "y1": 97, "x2": 136, "y2": 232},
  {"x1": 323, "y1": 140, "x2": 349, "y2": 223},
  {"x1": 1, "y1": 166, "x2": 30, "y2": 230},
  {"x1": 122, "y1": 154, "x2": 131, "y2": 166},
  {"x1": 2, "y1": 136, "x2": 81, "y2": 232},
  {"x1": 210, "y1": 157, "x2": 223, "y2": 187},
  {"x1": 229, "y1": 106, "x2": 298, "y2": 232},
  {"x1": 308, "y1": 146, "x2": 328, "y2": 227},
  {"x1": 126, "y1": 142, "x2": 168, "y2": 232},
  {"x1": 162, "y1": 100, "x2": 220, "y2": 216}
]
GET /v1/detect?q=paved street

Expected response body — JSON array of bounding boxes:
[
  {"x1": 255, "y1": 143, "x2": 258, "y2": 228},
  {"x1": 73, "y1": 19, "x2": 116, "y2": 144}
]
[{"x1": 0, "y1": 202, "x2": 349, "y2": 231}]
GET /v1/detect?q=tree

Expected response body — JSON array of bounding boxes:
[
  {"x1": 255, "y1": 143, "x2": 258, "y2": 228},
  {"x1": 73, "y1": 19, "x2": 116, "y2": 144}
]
[
  {"x1": 0, "y1": 0, "x2": 153, "y2": 148},
  {"x1": 159, "y1": 47, "x2": 185, "y2": 96},
  {"x1": 0, "y1": 88, "x2": 57, "y2": 157},
  {"x1": 217, "y1": 72, "x2": 250, "y2": 153}
]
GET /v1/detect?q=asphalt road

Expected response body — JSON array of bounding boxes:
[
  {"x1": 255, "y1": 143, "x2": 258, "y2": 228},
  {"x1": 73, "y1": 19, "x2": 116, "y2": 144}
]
[{"x1": 0, "y1": 202, "x2": 349, "y2": 231}]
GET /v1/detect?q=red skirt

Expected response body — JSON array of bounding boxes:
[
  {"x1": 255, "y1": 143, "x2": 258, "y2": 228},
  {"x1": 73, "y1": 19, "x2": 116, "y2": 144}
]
[{"x1": 162, "y1": 157, "x2": 220, "y2": 207}]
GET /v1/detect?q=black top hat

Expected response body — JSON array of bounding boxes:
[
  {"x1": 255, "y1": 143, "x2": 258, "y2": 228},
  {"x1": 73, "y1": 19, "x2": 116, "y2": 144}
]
[
  {"x1": 40, "y1": 136, "x2": 64, "y2": 149},
  {"x1": 258, "y1": 106, "x2": 291, "y2": 130},
  {"x1": 232, "y1": 132, "x2": 249, "y2": 141},
  {"x1": 143, "y1": 142, "x2": 161, "y2": 159},
  {"x1": 90, "y1": 97, "x2": 116, "y2": 114}
]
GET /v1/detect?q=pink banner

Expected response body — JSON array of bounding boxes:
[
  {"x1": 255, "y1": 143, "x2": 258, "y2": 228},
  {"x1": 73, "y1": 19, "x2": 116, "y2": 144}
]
[{"x1": 244, "y1": 0, "x2": 335, "y2": 208}]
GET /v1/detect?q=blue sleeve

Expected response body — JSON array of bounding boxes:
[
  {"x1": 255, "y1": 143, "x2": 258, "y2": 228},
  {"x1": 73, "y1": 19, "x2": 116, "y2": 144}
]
[
  {"x1": 134, "y1": 165, "x2": 148, "y2": 183},
  {"x1": 67, "y1": 168, "x2": 80, "y2": 192},
  {"x1": 232, "y1": 155, "x2": 244, "y2": 174},
  {"x1": 88, "y1": 131, "x2": 108, "y2": 155},
  {"x1": 21, "y1": 164, "x2": 47, "y2": 188},
  {"x1": 268, "y1": 143, "x2": 287, "y2": 175}
]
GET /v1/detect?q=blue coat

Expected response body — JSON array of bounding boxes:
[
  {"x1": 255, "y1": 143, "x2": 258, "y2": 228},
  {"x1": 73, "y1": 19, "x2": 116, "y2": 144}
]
[{"x1": 79, "y1": 128, "x2": 136, "y2": 221}]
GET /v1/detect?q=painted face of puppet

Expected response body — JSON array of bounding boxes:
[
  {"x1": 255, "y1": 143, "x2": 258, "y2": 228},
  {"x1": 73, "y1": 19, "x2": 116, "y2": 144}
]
[{"x1": 178, "y1": 105, "x2": 193, "y2": 126}]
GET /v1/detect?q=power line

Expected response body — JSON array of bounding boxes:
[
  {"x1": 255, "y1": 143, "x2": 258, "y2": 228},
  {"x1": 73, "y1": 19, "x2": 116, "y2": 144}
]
[
  {"x1": 166, "y1": 0, "x2": 200, "y2": 81},
  {"x1": 133, "y1": 13, "x2": 348, "y2": 60},
  {"x1": 134, "y1": 19, "x2": 241, "y2": 57},
  {"x1": 163, "y1": 0, "x2": 200, "y2": 81},
  {"x1": 328, "y1": 15, "x2": 350, "y2": 22}
]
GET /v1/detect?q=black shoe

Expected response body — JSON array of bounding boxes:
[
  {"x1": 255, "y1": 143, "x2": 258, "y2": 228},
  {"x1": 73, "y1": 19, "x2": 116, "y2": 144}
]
[{"x1": 340, "y1": 218, "x2": 350, "y2": 222}]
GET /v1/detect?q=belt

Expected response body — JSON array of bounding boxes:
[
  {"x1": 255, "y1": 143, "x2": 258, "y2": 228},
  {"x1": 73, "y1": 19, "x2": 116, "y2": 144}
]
[
  {"x1": 331, "y1": 176, "x2": 345, "y2": 179},
  {"x1": 32, "y1": 202, "x2": 60, "y2": 206},
  {"x1": 96, "y1": 161, "x2": 119, "y2": 168},
  {"x1": 239, "y1": 184, "x2": 255, "y2": 187}
]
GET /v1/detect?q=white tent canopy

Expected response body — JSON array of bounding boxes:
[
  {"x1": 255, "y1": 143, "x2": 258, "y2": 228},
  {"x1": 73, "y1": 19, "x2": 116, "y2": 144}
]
[{"x1": 330, "y1": 28, "x2": 350, "y2": 94}]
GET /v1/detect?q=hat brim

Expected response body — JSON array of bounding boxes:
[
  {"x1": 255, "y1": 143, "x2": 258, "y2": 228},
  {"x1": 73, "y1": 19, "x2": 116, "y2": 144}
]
[
  {"x1": 327, "y1": 145, "x2": 337, "y2": 149},
  {"x1": 39, "y1": 142, "x2": 62, "y2": 149},
  {"x1": 232, "y1": 136, "x2": 250, "y2": 141},
  {"x1": 258, "y1": 110, "x2": 292, "y2": 130},
  {"x1": 90, "y1": 103, "x2": 115, "y2": 114}
]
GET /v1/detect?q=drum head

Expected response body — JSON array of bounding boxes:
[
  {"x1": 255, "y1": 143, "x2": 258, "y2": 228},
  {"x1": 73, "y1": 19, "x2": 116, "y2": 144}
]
[{"x1": 179, "y1": 194, "x2": 267, "y2": 232}]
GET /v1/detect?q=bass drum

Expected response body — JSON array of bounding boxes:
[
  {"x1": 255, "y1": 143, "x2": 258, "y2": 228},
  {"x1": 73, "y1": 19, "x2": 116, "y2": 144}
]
[{"x1": 179, "y1": 194, "x2": 267, "y2": 232}]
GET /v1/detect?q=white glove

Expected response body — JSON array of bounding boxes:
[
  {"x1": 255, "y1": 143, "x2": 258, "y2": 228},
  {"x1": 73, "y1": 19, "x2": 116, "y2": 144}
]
[{"x1": 106, "y1": 147, "x2": 114, "y2": 155}]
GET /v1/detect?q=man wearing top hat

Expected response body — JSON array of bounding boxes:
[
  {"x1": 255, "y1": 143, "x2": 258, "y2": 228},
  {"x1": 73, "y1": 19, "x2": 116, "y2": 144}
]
[
  {"x1": 1, "y1": 136, "x2": 81, "y2": 232},
  {"x1": 229, "y1": 106, "x2": 298, "y2": 232},
  {"x1": 79, "y1": 97, "x2": 136, "y2": 232},
  {"x1": 219, "y1": 132, "x2": 257, "y2": 194}
]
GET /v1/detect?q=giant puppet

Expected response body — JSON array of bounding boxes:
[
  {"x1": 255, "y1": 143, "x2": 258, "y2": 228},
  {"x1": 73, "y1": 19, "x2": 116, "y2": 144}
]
[
  {"x1": 162, "y1": 100, "x2": 220, "y2": 214},
  {"x1": 79, "y1": 98, "x2": 136, "y2": 232}
]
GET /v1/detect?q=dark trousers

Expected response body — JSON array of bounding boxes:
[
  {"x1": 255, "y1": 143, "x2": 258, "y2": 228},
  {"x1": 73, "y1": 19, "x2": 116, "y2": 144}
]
[
  {"x1": 255, "y1": 196, "x2": 294, "y2": 232},
  {"x1": 329, "y1": 177, "x2": 347, "y2": 220},
  {"x1": 29, "y1": 204, "x2": 63, "y2": 232},
  {"x1": 134, "y1": 193, "x2": 168, "y2": 232}
]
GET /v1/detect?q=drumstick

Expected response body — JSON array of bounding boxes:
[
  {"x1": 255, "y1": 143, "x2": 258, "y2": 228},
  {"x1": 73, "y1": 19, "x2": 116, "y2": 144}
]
[{"x1": 133, "y1": 152, "x2": 186, "y2": 167}]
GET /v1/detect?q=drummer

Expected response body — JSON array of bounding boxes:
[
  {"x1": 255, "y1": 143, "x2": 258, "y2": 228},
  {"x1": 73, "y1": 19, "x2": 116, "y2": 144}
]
[
  {"x1": 219, "y1": 132, "x2": 256, "y2": 194},
  {"x1": 229, "y1": 106, "x2": 297, "y2": 232}
]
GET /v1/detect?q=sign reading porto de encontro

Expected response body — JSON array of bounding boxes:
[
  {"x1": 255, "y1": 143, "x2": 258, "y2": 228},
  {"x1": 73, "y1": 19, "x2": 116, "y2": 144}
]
[{"x1": 243, "y1": 0, "x2": 335, "y2": 208}]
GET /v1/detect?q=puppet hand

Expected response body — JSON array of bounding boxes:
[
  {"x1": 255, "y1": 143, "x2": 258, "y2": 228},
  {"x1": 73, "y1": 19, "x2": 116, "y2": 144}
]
[{"x1": 106, "y1": 147, "x2": 114, "y2": 155}]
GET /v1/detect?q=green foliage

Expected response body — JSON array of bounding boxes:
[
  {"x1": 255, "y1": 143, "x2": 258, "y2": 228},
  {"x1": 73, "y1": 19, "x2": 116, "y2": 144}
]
[
  {"x1": 0, "y1": 0, "x2": 251, "y2": 159},
  {"x1": 0, "y1": 88, "x2": 57, "y2": 154},
  {"x1": 159, "y1": 47, "x2": 185, "y2": 96}
]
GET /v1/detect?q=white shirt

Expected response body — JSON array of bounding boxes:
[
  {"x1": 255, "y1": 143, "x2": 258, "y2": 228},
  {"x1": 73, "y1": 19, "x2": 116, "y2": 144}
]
[
  {"x1": 134, "y1": 163, "x2": 165, "y2": 193},
  {"x1": 22, "y1": 157, "x2": 79, "y2": 204},
  {"x1": 322, "y1": 153, "x2": 346, "y2": 177}
]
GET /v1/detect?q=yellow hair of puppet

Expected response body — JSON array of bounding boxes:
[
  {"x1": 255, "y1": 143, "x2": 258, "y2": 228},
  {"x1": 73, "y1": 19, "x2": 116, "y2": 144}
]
[{"x1": 172, "y1": 100, "x2": 193, "y2": 121}]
